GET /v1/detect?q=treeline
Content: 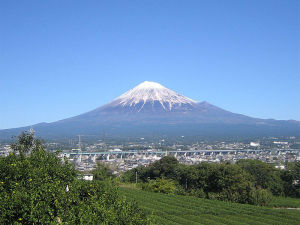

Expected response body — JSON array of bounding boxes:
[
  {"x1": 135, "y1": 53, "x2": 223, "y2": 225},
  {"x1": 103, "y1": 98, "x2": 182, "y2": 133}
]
[
  {"x1": 0, "y1": 133, "x2": 150, "y2": 224},
  {"x1": 122, "y1": 156, "x2": 300, "y2": 205}
]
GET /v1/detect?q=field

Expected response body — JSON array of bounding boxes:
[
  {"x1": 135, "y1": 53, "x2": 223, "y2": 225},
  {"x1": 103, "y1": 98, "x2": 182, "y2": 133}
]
[
  {"x1": 119, "y1": 187, "x2": 300, "y2": 225},
  {"x1": 270, "y1": 196, "x2": 300, "y2": 208}
]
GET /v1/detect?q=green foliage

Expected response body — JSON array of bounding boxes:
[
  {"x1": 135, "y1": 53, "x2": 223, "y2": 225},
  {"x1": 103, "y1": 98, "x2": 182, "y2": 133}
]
[
  {"x1": 57, "y1": 180, "x2": 149, "y2": 224},
  {"x1": 139, "y1": 178, "x2": 177, "y2": 194},
  {"x1": 11, "y1": 131, "x2": 44, "y2": 155},
  {"x1": 0, "y1": 132, "x2": 150, "y2": 224},
  {"x1": 149, "y1": 156, "x2": 180, "y2": 180},
  {"x1": 269, "y1": 196, "x2": 300, "y2": 208},
  {"x1": 187, "y1": 188, "x2": 206, "y2": 198},
  {"x1": 236, "y1": 159, "x2": 284, "y2": 195},
  {"x1": 190, "y1": 163, "x2": 254, "y2": 204},
  {"x1": 123, "y1": 157, "x2": 267, "y2": 205},
  {"x1": 92, "y1": 162, "x2": 115, "y2": 181},
  {"x1": 120, "y1": 187, "x2": 300, "y2": 225},
  {"x1": 250, "y1": 188, "x2": 273, "y2": 206},
  {"x1": 281, "y1": 162, "x2": 300, "y2": 197},
  {"x1": 124, "y1": 156, "x2": 181, "y2": 183}
]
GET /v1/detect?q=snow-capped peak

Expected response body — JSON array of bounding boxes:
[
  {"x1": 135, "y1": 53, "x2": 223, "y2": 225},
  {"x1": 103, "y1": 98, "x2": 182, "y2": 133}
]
[
  {"x1": 114, "y1": 81, "x2": 197, "y2": 111},
  {"x1": 134, "y1": 81, "x2": 165, "y2": 89}
]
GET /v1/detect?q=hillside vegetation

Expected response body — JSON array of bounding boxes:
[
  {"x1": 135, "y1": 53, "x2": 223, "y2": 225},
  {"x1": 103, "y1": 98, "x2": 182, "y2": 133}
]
[
  {"x1": 123, "y1": 156, "x2": 300, "y2": 205},
  {"x1": 120, "y1": 187, "x2": 300, "y2": 225}
]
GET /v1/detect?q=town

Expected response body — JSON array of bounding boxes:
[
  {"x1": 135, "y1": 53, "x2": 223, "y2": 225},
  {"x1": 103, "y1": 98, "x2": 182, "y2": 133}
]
[{"x1": 1, "y1": 136, "x2": 299, "y2": 174}]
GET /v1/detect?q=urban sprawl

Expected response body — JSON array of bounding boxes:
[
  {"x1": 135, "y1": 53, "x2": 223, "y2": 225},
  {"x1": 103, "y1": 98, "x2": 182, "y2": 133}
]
[{"x1": 1, "y1": 136, "x2": 300, "y2": 175}]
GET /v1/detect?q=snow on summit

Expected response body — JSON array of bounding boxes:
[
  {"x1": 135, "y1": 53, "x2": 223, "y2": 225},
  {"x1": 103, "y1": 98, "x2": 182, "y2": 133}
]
[
  {"x1": 114, "y1": 81, "x2": 197, "y2": 111},
  {"x1": 134, "y1": 81, "x2": 165, "y2": 89}
]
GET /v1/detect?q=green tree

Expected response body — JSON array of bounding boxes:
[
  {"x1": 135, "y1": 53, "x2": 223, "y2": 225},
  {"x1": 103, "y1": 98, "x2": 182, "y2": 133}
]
[
  {"x1": 123, "y1": 157, "x2": 263, "y2": 204},
  {"x1": 148, "y1": 156, "x2": 181, "y2": 180},
  {"x1": 11, "y1": 131, "x2": 44, "y2": 155},
  {"x1": 0, "y1": 132, "x2": 150, "y2": 224},
  {"x1": 92, "y1": 162, "x2": 115, "y2": 181},
  {"x1": 140, "y1": 178, "x2": 177, "y2": 194},
  {"x1": 237, "y1": 159, "x2": 284, "y2": 195},
  {"x1": 281, "y1": 162, "x2": 300, "y2": 197},
  {"x1": 195, "y1": 163, "x2": 254, "y2": 203},
  {"x1": 122, "y1": 156, "x2": 181, "y2": 183},
  {"x1": 250, "y1": 188, "x2": 273, "y2": 206}
]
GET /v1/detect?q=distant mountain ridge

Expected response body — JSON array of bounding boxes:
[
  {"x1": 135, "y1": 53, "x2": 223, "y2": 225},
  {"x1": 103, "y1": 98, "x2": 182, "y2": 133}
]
[{"x1": 1, "y1": 81, "x2": 300, "y2": 139}]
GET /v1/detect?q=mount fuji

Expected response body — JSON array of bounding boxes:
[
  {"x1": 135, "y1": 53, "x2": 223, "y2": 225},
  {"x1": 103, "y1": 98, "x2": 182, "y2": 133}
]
[{"x1": 1, "y1": 81, "x2": 300, "y2": 139}]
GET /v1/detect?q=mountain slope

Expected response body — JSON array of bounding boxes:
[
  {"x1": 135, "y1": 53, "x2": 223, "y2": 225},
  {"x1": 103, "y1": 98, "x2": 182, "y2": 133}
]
[{"x1": 0, "y1": 81, "x2": 299, "y2": 139}]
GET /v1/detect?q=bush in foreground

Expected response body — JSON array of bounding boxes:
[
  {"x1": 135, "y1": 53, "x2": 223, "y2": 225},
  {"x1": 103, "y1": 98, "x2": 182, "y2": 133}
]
[{"x1": 0, "y1": 132, "x2": 149, "y2": 224}]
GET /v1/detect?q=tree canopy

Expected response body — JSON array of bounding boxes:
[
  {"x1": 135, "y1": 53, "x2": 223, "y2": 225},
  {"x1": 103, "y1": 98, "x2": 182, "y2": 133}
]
[
  {"x1": 0, "y1": 132, "x2": 150, "y2": 224},
  {"x1": 123, "y1": 156, "x2": 299, "y2": 205}
]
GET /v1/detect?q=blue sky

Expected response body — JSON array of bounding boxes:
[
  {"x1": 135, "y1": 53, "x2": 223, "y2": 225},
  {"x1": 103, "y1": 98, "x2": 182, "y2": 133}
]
[{"x1": 0, "y1": 0, "x2": 299, "y2": 129}]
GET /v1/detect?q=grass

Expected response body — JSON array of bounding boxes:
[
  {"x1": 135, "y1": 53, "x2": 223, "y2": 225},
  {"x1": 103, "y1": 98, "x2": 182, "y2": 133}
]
[
  {"x1": 269, "y1": 196, "x2": 300, "y2": 208},
  {"x1": 119, "y1": 187, "x2": 300, "y2": 225}
]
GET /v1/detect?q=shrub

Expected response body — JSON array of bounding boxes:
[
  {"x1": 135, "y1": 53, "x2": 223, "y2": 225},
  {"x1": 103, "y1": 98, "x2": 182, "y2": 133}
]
[
  {"x1": 92, "y1": 162, "x2": 115, "y2": 181},
  {"x1": 250, "y1": 188, "x2": 273, "y2": 206},
  {"x1": 140, "y1": 178, "x2": 177, "y2": 194},
  {"x1": 0, "y1": 132, "x2": 150, "y2": 224}
]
